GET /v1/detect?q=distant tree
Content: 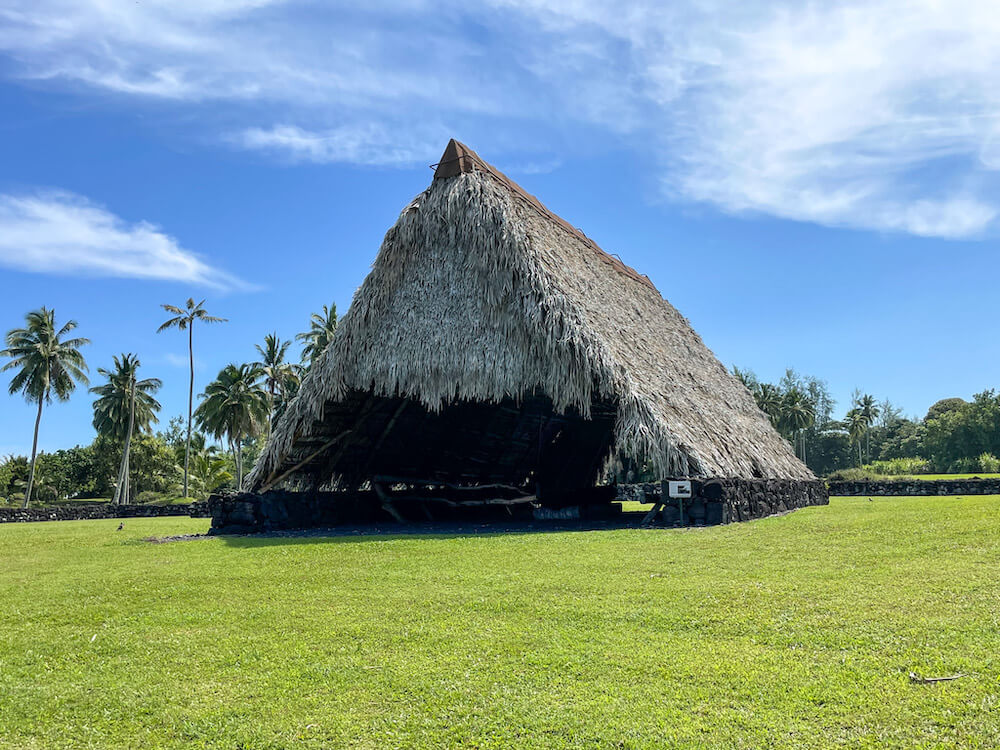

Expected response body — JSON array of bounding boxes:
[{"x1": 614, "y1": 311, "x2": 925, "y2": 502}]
[
  {"x1": 877, "y1": 418, "x2": 925, "y2": 461},
  {"x1": 158, "y1": 415, "x2": 187, "y2": 451},
  {"x1": 853, "y1": 393, "x2": 880, "y2": 462},
  {"x1": 90, "y1": 354, "x2": 162, "y2": 505},
  {"x1": 195, "y1": 364, "x2": 269, "y2": 488},
  {"x1": 782, "y1": 388, "x2": 816, "y2": 461},
  {"x1": 876, "y1": 398, "x2": 904, "y2": 429},
  {"x1": 188, "y1": 451, "x2": 234, "y2": 499},
  {"x1": 35, "y1": 446, "x2": 97, "y2": 500},
  {"x1": 922, "y1": 390, "x2": 1000, "y2": 471},
  {"x1": 254, "y1": 333, "x2": 296, "y2": 431},
  {"x1": 733, "y1": 367, "x2": 834, "y2": 473},
  {"x1": 297, "y1": 302, "x2": 337, "y2": 365},
  {"x1": 845, "y1": 408, "x2": 867, "y2": 466},
  {"x1": 1, "y1": 308, "x2": 89, "y2": 507},
  {"x1": 732, "y1": 366, "x2": 758, "y2": 392},
  {"x1": 925, "y1": 397, "x2": 967, "y2": 423},
  {"x1": 755, "y1": 383, "x2": 783, "y2": 428},
  {"x1": 0, "y1": 455, "x2": 28, "y2": 500},
  {"x1": 126, "y1": 434, "x2": 180, "y2": 498},
  {"x1": 157, "y1": 299, "x2": 227, "y2": 499}
]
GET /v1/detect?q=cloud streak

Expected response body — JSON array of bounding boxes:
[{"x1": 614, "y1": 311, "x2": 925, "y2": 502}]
[
  {"x1": 0, "y1": 191, "x2": 250, "y2": 289},
  {"x1": 233, "y1": 123, "x2": 446, "y2": 166},
  {"x1": 3, "y1": 0, "x2": 1000, "y2": 238}
]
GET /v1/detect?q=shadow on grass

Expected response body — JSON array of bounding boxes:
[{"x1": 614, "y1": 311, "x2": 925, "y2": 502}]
[{"x1": 203, "y1": 512, "x2": 666, "y2": 548}]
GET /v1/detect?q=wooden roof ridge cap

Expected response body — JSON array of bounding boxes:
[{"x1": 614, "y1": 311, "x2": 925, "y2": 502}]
[{"x1": 432, "y1": 139, "x2": 659, "y2": 293}]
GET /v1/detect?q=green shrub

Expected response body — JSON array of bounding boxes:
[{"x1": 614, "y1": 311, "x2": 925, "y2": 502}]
[
  {"x1": 977, "y1": 453, "x2": 1000, "y2": 473},
  {"x1": 826, "y1": 467, "x2": 882, "y2": 482},
  {"x1": 949, "y1": 457, "x2": 979, "y2": 473},
  {"x1": 134, "y1": 490, "x2": 167, "y2": 505},
  {"x1": 866, "y1": 457, "x2": 931, "y2": 476}
]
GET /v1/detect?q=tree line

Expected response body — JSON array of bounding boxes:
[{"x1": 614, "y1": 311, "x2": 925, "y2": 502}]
[
  {"x1": 4, "y1": 299, "x2": 997, "y2": 505},
  {"x1": 1, "y1": 300, "x2": 338, "y2": 507},
  {"x1": 734, "y1": 367, "x2": 1000, "y2": 477}
]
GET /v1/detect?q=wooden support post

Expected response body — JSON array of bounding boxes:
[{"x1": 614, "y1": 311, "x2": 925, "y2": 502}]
[
  {"x1": 373, "y1": 482, "x2": 406, "y2": 523},
  {"x1": 641, "y1": 501, "x2": 663, "y2": 527},
  {"x1": 358, "y1": 399, "x2": 410, "y2": 480}
]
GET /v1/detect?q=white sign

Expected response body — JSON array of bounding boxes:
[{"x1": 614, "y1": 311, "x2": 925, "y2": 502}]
[{"x1": 667, "y1": 481, "x2": 692, "y2": 499}]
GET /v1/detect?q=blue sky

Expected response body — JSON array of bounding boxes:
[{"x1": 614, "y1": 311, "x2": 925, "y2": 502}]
[{"x1": 1, "y1": 0, "x2": 998, "y2": 455}]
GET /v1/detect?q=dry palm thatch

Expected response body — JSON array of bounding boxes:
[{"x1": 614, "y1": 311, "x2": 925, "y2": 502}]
[{"x1": 247, "y1": 140, "x2": 812, "y2": 492}]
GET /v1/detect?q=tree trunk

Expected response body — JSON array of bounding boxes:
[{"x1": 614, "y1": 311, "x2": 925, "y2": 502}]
[
  {"x1": 267, "y1": 381, "x2": 275, "y2": 440},
  {"x1": 22, "y1": 396, "x2": 44, "y2": 509},
  {"x1": 112, "y1": 442, "x2": 126, "y2": 506},
  {"x1": 123, "y1": 379, "x2": 136, "y2": 505},
  {"x1": 237, "y1": 440, "x2": 243, "y2": 490},
  {"x1": 184, "y1": 323, "x2": 193, "y2": 499},
  {"x1": 113, "y1": 377, "x2": 137, "y2": 505}
]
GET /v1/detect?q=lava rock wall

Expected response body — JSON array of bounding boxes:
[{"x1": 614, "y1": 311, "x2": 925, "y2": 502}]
[
  {"x1": 0, "y1": 502, "x2": 209, "y2": 523},
  {"x1": 828, "y1": 479, "x2": 1000, "y2": 496}
]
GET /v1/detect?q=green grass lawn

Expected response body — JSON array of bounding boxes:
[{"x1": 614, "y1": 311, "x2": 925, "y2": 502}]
[
  {"x1": 900, "y1": 473, "x2": 1000, "y2": 480},
  {"x1": 1, "y1": 497, "x2": 998, "y2": 749}
]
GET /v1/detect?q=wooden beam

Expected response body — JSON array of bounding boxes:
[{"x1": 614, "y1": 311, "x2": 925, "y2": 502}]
[
  {"x1": 373, "y1": 482, "x2": 406, "y2": 523},
  {"x1": 641, "y1": 501, "x2": 664, "y2": 527},
  {"x1": 359, "y1": 399, "x2": 410, "y2": 476},
  {"x1": 371, "y1": 475, "x2": 523, "y2": 493},
  {"x1": 258, "y1": 430, "x2": 351, "y2": 493}
]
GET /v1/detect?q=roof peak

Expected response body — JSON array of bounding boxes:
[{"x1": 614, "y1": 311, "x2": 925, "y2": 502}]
[
  {"x1": 430, "y1": 138, "x2": 659, "y2": 293},
  {"x1": 433, "y1": 139, "x2": 485, "y2": 180}
]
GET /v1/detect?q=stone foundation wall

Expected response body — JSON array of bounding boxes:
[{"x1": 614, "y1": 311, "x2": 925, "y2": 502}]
[
  {"x1": 0, "y1": 502, "x2": 209, "y2": 523},
  {"x1": 207, "y1": 490, "x2": 542, "y2": 533},
  {"x1": 828, "y1": 479, "x2": 1000, "y2": 496},
  {"x1": 622, "y1": 478, "x2": 828, "y2": 525},
  {"x1": 209, "y1": 479, "x2": 828, "y2": 533}
]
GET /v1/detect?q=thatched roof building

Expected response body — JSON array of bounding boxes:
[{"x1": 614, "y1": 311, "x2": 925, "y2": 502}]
[{"x1": 246, "y1": 140, "x2": 812, "y2": 498}]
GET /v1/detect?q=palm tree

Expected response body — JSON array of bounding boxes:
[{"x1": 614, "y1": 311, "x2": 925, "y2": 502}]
[
  {"x1": 845, "y1": 408, "x2": 867, "y2": 466},
  {"x1": 857, "y1": 394, "x2": 880, "y2": 462},
  {"x1": 782, "y1": 389, "x2": 816, "y2": 462},
  {"x1": 1, "y1": 308, "x2": 89, "y2": 508},
  {"x1": 732, "y1": 366, "x2": 757, "y2": 391},
  {"x1": 188, "y1": 451, "x2": 234, "y2": 500},
  {"x1": 254, "y1": 333, "x2": 295, "y2": 430},
  {"x1": 194, "y1": 364, "x2": 268, "y2": 488},
  {"x1": 754, "y1": 383, "x2": 783, "y2": 428},
  {"x1": 296, "y1": 302, "x2": 337, "y2": 365},
  {"x1": 90, "y1": 354, "x2": 162, "y2": 505},
  {"x1": 157, "y1": 299, "x2": 227, "y2": 499}
]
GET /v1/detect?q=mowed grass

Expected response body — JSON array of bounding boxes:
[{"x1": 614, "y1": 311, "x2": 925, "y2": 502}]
[
  {"x1": 1, "y1": 497, "x2": 999, "y2": 749},
  {"x1": 900, "y1": 474, "x2": 1000, "y2": 481}
]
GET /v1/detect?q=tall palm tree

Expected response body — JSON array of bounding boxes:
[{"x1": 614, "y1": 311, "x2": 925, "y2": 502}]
[
  {"x1": 296, "y1": 302, "x2": 337, "y2": 365},
  {"x1": 194, "y1": 363, "x2": 268, "y2": 488},
  {"x1": 157, "y1": 299, "x2": 227, "y2": 499},
  {"x1": 90, "y1": 354, "x2": 162, "y2": 505},
  {"x1": 254, "y1": 333, "x2": 294, "y2": 430},
  {"x1": 857, "y1": 394, "x2": 880, "y2": 462},
  {"x1": 782, "y1": 389, "x2": 816, "y2": 462},
  {"x1": 845, "y1": 408, "x2": 867, "y2": 466},
  {"x1": 1, "y1": 308, "x2": 89, "y2": 508}
]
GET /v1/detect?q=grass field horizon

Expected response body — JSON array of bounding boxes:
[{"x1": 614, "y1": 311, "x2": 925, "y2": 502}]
[{"x1": 2, "y1": 496, "x2": 998, "y2": 748}]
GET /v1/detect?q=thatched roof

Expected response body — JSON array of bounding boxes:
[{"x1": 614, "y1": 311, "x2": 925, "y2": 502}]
[{"x1": 247, "y1": 140, "x2": 812, "y2": 492}]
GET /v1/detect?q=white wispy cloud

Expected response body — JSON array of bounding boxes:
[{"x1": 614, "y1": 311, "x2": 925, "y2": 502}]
[
  {"x1": 0, "y1": 191, "x2": 250, "y2": 289},
  {"x1": 163, "y1": 353, "x2": 189, "y2": 368},
  {"x1": 3, "y1": 0, "x2": 1000, "y2": 238},
  {"x1": 233, "y1": 124, "x2": 445, "y2": 166}
]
